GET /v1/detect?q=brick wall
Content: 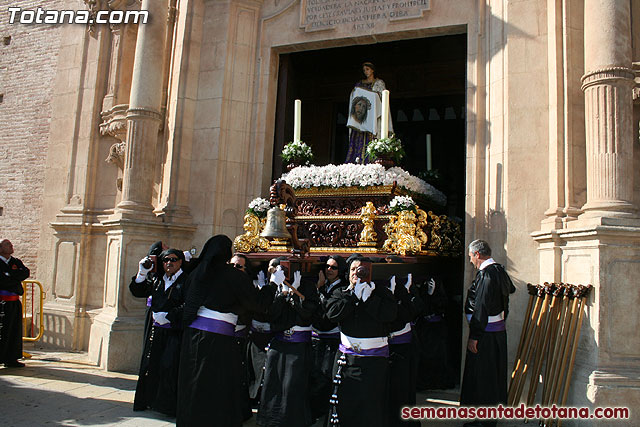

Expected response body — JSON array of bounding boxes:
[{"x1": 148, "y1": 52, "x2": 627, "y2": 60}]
[{"x1": 0, "y1": 1, "x2": 67, "y2": 277}]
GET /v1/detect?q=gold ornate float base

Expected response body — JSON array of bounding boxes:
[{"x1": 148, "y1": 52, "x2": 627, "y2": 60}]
[{"x1": 234, "y1": 184, "x2": 462, "y2": 258}]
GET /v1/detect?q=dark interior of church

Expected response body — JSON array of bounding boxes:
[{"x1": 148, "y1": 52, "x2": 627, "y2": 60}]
[{"x1": 273, "y1": 33, "x2": 468, "y2": 385}]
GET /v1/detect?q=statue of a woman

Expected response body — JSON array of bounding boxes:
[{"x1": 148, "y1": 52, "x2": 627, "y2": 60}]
[{"x1": 345, "y1": 62, "x2": 389, "y2": 164}]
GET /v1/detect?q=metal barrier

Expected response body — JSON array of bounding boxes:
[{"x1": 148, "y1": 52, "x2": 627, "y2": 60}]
[{"x1": 21, "y1": 280, "x2": 46, "y2": 358}]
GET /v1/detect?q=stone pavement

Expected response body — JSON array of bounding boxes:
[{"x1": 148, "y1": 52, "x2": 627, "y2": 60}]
[{"x1": 1, "y1": 348, "x2": 529, "y2": 426}]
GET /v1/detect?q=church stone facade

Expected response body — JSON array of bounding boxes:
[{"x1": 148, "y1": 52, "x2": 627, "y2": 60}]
[{"x1": 1, "y1": 0, "x2": 639, "y2": 423}]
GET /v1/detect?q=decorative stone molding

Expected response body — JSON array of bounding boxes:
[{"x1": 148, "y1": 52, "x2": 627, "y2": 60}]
[
  {"x1": 581, "y1": 67, "x2": 636, "y2": 91},
  {"x1": 126, "y1": 107, "x2": 163, "y2": 122},
  {"x1": 105, "y1": 142, "x2": 126, "y2": 171},
  {"x1": 100, "y1": 104, "x2": 129, "y2": 140}
]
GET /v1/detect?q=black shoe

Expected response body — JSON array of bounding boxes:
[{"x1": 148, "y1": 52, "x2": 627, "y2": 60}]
[{"x1": 5, "y1": 360, "x2": 25, "y2": 368}]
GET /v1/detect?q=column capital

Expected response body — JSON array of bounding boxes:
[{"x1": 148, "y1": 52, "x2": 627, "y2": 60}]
[
  {"x1": 126, "y1": 107, "x2": 163, "y2": 122},
  {"x1": 581, "y1": 67, "x2": 636, "y2": 91}
]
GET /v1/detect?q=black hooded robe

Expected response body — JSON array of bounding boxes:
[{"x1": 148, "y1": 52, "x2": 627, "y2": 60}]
[{"x1": 176, "y1": 236, "x2": 276, "y2": 427}]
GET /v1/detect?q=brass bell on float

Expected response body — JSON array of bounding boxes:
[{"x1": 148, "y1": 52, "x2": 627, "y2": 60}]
[{"x1": 261, "y1": 206, "x2": 292, "y2": 240}]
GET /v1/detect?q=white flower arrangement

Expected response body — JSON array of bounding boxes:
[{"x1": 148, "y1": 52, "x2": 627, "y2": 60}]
[
  {"x1": 366, "y1": 136, "x2": 405, "y2": 163},
  {"x1": 281, "y1": 140, "x2": 314, "y2": 165},
  {"x1": 247, "y1": 197, "x2": 270, "y2": 218},
  {"x1": 389, "y1": 195, "x2": 416, "y2": 213},
  {"x1": 280, "y1": 163, "x2": 447, "y2": 206}
]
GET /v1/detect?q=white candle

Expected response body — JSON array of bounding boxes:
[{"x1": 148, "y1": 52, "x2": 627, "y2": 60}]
[
  {"x1": 381, "y1": 90, "x2": 389, "y2": 139},
  {"x1": 426, "y1": 134, "x2": 432, "y2": 170},
  {"x1": 294, "y1": 99, "x2": 301, "y2": 142}
]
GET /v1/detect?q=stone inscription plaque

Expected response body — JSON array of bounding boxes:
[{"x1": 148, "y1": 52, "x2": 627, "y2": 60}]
[{"x1": 300, "y1": 0, "x2": 430, "y2": 32}]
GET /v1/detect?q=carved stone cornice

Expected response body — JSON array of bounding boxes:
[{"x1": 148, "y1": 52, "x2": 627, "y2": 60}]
[
  {"x1": 100, "y1": 104, "x2": 129, "y2": 140},
  {"x1": 581, "y1": 67, "x2": 636, "y2": 91}
]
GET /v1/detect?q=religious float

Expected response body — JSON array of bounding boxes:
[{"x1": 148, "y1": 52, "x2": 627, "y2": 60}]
[{"x1": 233, "y1": 97, "x2": 463, "y2": 279}]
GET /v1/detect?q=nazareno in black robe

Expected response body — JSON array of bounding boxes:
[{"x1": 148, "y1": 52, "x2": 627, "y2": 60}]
[
  {"x1": 176, "y1": 235, "x2": 276, "y2": 427},
  {"x1": 247, "y1": 308, "x2": 274, "y2": 402},
  {"x1": 385, "y1": 279, "x2": 424, "y2": 427},
  {"x1": 257, "y1": 278, "x2": 319, "y2": 427},
  {"x1": 325, "y1": 280, "x2": 397, "y2": 427},
  {"x1": 414, "y1": 275, "x2": 454, "y2": 391},
  {"x1": 0, "y1": 256, "x2": 29, "y2": 364},
  {"x1": 130, "y1": 260, "x2": 189, "y2": 417},
  {"x1": 309, "y1": 276, "x2": 345, "y2": 423},
  {"x1": 460, "y1": 262, "x2": 516, "y2": 409}
]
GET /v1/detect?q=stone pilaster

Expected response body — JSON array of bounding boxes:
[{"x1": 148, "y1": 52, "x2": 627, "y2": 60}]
[{"x1": 580, "y1": 0, "x2": 636, "y2": 218}]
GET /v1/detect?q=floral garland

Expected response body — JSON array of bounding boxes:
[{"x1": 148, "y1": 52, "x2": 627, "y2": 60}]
[
  {"x1": 389, "y1": 195, "x2": 416, "y2": 213},
  {"x1": 281, "y1": 163, "x2": 447, "y2": 206},
  {"x1": 247, "y1": 197, "x2": 270, "y2": 218}
]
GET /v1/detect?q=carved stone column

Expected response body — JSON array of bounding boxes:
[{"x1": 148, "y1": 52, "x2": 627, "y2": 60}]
[
  {"x1": 116, "y1": 0, "x2": 168, "y2": 218},
  {"x1": 581, "y1": 0, "x2": 636, "y2": 218}
]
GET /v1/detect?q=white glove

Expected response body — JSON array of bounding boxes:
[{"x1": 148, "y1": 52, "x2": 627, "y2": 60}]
[
  {"x1": 405, "y1": 273, "x2": 413, "y2": 291},
  {"x1": 389, "y1": 276, "x2": 397, "y2": 294},
  {"x1": 354, "y1": 279, "x2": 366, "y2": 300},
  {"x1": 256, "y1": 270, "x2": 267, "y2": 288},
  {"x1": 361, "y1": 283, "x2": 373, "y2": 302},
  {"x1": 270, "y1": 266, "x2": 286, "y2": 286},
  {"x1": 136, "y1": 257, "x2": 153, "y2": 282},
  {"x1": 183, "y1": 251, "x2": 192, "y2": 262},
  {"x1": 427, "y1": 278, "x2": 436, "y2": 295},
  {"x1": 153, "y1": 311, "x2": 170, "y2": 325},
  {"x1": 291, "y1": 271, "x2": 302, "y2": 290}
]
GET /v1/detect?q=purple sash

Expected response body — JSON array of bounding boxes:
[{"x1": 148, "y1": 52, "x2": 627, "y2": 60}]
[
  {"x1": 0, "y1": 290, "x2": 17, "y2": 296},
  {"x1": 153, "y1": 322, "x2": 171, "y2": 329},
  {"x1": 484, "y1": 319, "x2": 506, "y2": 332},
  {"x1": 146, "y1": 296, "x2": 152, "y2": 307},
  {"x1": 339, "y1": 343, "x2": 389, "y2": 358},
  {"x1": 189, "y1": 316, "x2": 236, "y2": 337},
  {"x1": 312, "y1": 331, "x2": 340, "y2": 340},
  {"x1": 389, "y1": 330, "x2": 412, "y2": 345},
  {"x1": 275, "y1": 330, "x2": 312, "y2": 343}
]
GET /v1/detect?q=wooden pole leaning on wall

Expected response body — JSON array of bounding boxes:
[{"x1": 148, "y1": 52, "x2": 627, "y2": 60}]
[
  {"x1": 541, "y1": 284, "x2": 570, "y2": 407},
  {"x1": 556, "y1": 285, "x2": 592, "y2": 427},
  {"x1": 543, "y1": 285, "x2": 582, "y2": 427},
  {"x1": 526, "y1": 284, "x2": 563, "y2": 407},
  {"x1": 512, "y1": 285, "x2": 553, "y2": 405},
  {"x1": 508, "y1": 284, "x2": 544, "y2": 405},
  {"x1": 508, "y1": 283, "x2": 551, "y2": 405}
]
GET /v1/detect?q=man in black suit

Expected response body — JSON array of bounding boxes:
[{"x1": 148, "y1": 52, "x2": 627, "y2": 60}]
[{"x1": 0, "y1": 239, "x2": 30, "y2": 368}]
